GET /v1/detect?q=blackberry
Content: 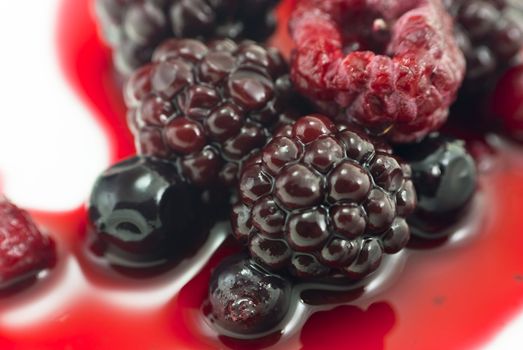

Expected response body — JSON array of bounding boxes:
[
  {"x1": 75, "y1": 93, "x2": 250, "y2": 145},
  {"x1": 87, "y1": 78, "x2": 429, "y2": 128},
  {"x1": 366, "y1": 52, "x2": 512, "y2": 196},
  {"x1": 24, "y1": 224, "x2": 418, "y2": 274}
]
[
  {"x1": 446, "y1": 0, "x2": 523, "y2": 92},
  {"x1": 395, "y1": 134, "x2": 477, "y2": 239},
  {"x1": 0, "y1": 197, "x2": 56, "y2": 289},
  {"x1": 289, "y1": 0, "x2": 465, "y2": 143},
  {"x1": 125, "y1": 38, "x2": 300, "y2": 188},
  {"x1": 95, "y1": 0, "x2": 278, "y2": 74},
  {"x1": 207, "y1": 255, "x2": 292, "y2": 336},
  {"x1": 232, "y1": 115, "x2": 417, "y2": 280},
  {"x1": 88, "y1": 156, "x2": 211, "y2": 267}
]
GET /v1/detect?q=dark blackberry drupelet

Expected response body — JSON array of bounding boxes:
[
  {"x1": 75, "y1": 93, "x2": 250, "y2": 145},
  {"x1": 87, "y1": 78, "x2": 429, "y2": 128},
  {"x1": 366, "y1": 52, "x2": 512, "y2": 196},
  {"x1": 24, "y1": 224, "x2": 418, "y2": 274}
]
[
  {"x1": 232, "y1": 115, "x2": 417, "y2": 280},
  {"x1": 396, "y1": 133, "x2": 477, "y2": 239},
  {"x1": 95, "y1": 0, "x2": 278, "y2": 74},
  {"x1": 445, "y1": 0, "x2": 523, "y2": 93},
  {"x1": 125, "y1": 38, "x2": 300, "y2": 188}
]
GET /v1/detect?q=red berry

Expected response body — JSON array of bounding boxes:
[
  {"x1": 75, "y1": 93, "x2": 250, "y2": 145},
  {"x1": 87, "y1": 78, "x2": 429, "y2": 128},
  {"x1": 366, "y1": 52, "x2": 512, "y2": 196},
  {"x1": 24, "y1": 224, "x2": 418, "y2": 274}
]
[
  {"x1": 491, "y1": 65, "x2": 523, "y2": 140},
  {"x1": 0, "y1": 198, "x2": 55, "y2": 289},
  {"x1": 289, "y1": 0, "x2": 466, "y2": 143}
]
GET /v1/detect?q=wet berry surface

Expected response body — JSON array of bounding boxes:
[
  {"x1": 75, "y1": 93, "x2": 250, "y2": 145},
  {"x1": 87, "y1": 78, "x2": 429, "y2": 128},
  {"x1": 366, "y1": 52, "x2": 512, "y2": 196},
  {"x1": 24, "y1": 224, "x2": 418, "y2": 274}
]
[{"x1": 1, "y1": 0, "x2": 523, "y2": 350}]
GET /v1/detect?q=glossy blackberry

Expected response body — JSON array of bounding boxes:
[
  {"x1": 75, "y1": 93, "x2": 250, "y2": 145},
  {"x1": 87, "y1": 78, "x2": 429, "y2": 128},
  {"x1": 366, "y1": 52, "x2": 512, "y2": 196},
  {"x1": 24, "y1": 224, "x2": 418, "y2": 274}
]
[
  {"x1": 0, "y1": 197, "x2": 56, "y2": 289},
  {"x1": 88, "y1": 156, "x2": 211, "y2": 267},
  {"x1": 207, "y1": 255, "x2": 292, "y2": 336},
  {"x1": 232, "y1": 115, "x2": 417, "y2": 280},
  {"x1": 95, "y1": 0, "x2": 278, "y2": 74},
  {"x1": 126, "y1": 38, "x2": 300, "y2": 188},
  {"x1": 395, "y1": 134, "x2": 477, "y2": 239},
  {"x1": 446, "y1": 0, "x2": 523, "y2": 92}
]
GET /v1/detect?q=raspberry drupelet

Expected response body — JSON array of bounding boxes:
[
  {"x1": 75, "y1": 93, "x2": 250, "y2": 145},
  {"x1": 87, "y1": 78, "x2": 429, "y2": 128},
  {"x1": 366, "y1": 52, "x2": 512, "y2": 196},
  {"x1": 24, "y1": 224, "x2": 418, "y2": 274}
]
[
  {"x1": 125, "y1": 38, "x2": 301, "y2": 188},
  {"x1": 232, "y1": 115, "x2": 417, "y2": 280},
  {"x1": 289, "y1": 0, "x2": 466, "y2": 143},
  {"x1": 95, "y1": 0, "x2": 279, "y2": 74}
]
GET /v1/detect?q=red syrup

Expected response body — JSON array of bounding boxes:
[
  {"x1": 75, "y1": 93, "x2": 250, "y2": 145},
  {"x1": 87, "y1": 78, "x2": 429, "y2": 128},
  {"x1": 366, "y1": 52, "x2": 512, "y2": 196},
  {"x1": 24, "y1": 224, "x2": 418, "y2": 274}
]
[{"x1": 0, "y1": 0, "x2": 522, "y2": 349}]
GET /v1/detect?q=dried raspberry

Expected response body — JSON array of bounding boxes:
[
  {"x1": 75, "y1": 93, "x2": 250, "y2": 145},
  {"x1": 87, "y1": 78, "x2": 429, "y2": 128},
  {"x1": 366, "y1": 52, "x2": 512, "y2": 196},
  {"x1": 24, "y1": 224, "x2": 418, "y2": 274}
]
[
  {"x1": 0, "y1": 198, "x2": 56, "y2": 289},
  {"x1": 289, "y1": 0, "x2": 466, "y2": 143},
  {"x1": 95, "y1": 0, "x2": 278, "y2": 74},
  {"x1": 232, "y1": 115, "x2": 417, "y2": 280},
  {"x1": 445, "y1": 0, "x2": 523, "y2": 93},
  {"x1": 125, "y1": 38, "x2": 300, "y2": 188}
]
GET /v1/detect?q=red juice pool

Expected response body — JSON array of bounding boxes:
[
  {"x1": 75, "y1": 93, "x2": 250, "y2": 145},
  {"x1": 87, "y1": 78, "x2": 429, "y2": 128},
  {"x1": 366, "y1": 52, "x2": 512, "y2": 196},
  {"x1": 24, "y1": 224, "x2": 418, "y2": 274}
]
[{"x1": 0, "y1": 0, "x2": 522, "y2": 349}]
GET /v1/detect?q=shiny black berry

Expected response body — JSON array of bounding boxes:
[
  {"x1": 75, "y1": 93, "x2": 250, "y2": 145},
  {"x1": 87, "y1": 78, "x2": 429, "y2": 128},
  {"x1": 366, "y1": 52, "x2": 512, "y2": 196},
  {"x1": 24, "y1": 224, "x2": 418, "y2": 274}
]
[
  {"x1": 208, "y1": 255, "x2": 292, "y2": 337},
  {"x1": 95, "y1": 0, "x2": 278, "y2": 74},
  {"x1": 395, "y1": 134, "x2": 477, "y2": 239},
  {"x1": 126, "y1": 38, "x2": 301, "y2": 188},
  {"x1": 88, "y1": 156, "x2": 208, "y2": 267},
  {"x1": 232, "y1": 115, "x2": 417, "y2": 281}
]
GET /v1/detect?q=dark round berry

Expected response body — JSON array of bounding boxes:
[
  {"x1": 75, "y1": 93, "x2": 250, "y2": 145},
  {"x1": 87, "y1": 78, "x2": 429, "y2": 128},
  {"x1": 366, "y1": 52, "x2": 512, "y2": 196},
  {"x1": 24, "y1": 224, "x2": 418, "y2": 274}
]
[
  {"x1": 208, "y1": 256, "x2": 292, "y2": 336},
  {"x1": 95, "y1": 0, "x2": 279, "y2": 74},
  {"x1": 88, "y1": 156, "x2": 208, "y2": 267},
  {"x1": 395, "y1": 134, "x2": 477, "y2": 239},
  {"x1": 233, "y1": 116, "x2": 417, "y2": 280},
  {"x1": 126, "y1": 39, "x2": 301, "y2": 188}
]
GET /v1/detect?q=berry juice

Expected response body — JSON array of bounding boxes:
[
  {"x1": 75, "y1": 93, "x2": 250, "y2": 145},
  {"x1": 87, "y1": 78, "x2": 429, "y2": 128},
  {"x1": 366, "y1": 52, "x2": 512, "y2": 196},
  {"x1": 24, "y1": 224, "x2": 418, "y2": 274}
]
[{"x1": 0, "y1": 0, "x2": 522, "y2": 349}]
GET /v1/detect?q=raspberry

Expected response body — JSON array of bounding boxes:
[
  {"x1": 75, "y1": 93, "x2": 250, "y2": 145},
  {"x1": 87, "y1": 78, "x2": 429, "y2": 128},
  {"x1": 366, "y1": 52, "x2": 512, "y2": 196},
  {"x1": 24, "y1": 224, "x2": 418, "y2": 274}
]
[
  {"x1": 207, "y1": 256, "x2": 292, "y2": 336},
  {"x1": 445, "y1": 0, "x2": 523, "y2": 93},
  {"x1": 395, "y1": 133, "x2": 477, "y2": 238},
  {"x1": 0, "y1": 197, "x2": 56, "y2": 289},
  {"x1": 95, "y1": 0, "x2": 278, "y2": 74},
  {"x1": 289, "y1": 0, "x2": 466, "y2": 143},
  {"x1": 125, "y1": 39, "x2": 300, "y2": 188},
  {"x1": 232, "y1": 115, "x2": 417, "y2": 280},
  {"x1": 88, "y1": 156, "x2": 214, "y2": 267}
]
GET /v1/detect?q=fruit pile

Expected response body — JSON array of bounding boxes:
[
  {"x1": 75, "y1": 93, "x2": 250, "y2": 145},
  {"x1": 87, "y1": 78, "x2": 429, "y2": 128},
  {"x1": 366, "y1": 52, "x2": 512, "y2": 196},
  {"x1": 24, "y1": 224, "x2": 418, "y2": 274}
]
[{"x1": 3, "y1": 0, "x2": 523, "y2": 343}]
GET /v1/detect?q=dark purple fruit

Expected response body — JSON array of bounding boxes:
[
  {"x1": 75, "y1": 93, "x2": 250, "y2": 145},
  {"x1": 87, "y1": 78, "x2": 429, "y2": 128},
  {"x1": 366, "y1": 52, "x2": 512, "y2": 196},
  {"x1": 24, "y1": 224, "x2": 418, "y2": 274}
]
[
  {"x1": 232, "y1": 115, "x2": 417, "y2": 281},
  {"x1": 395, "y1": 134, "x2": 477, "y2": 239},
  {"x1": 208, "y1": 255, "x2": 292, "y2": 336},
  {"x1": 88, "y1": 156, "x2": 207, "y2": 267},
  {"x1": 95, "y1": 0, "x2": 279, "y2": 74},
  {"x1": 126, "y1": 38, "x2": 301, "y2": 188}
]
